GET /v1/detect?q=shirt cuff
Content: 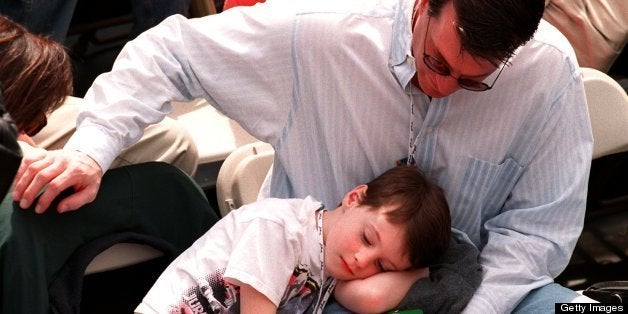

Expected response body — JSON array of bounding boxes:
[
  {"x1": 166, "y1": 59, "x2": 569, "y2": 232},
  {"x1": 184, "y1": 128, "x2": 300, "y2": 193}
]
[{"x1": 64, "y1": 125, "x2": 123, "y2": 173}]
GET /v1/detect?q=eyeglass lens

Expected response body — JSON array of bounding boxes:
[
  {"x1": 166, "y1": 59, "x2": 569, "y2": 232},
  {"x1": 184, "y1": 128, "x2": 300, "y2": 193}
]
[{"x1": 422, "y1": 16, "x2": 503, "y2": 92}]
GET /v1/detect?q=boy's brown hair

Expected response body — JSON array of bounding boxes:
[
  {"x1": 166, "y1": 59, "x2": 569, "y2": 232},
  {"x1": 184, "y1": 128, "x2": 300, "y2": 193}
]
[
  {"x1": 0, "y1": 15, "x2": 73, "y2": 135},
  {"x1": 361, "y1": 165, "x2": 451, "y2": 268}
]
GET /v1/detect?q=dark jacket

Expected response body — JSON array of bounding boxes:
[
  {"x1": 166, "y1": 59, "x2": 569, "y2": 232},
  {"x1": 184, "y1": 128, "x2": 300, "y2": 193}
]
[
  {"x1": 0, "y1": 90, "x2": 22, "y2": 199},
  {"x1": 398, "y1": 235, "x2": 483, "y2": 314}
]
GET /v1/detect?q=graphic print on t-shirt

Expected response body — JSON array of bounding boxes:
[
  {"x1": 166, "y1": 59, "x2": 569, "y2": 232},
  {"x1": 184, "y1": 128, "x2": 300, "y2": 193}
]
[
  {"x1": 278, "y1": 263, "x2": 320, "y2": 313},
  {"x1": 170, "y1": 268, "x2": 239, "y2": 314},
  {"x1": 169, "y1": 263, "x2": 321, "y2": 314}
]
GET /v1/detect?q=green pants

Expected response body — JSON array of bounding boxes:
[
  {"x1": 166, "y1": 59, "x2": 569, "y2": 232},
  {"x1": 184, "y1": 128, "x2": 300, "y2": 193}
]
[{"x1": 0, "y1": 162, "x2": 219, "y2": 313}]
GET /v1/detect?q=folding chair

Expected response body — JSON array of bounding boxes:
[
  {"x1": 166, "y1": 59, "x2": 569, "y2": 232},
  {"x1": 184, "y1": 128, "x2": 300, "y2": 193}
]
[
  {"x1": 583, "y1": 67, "x2": 628, "y2": 159},
  {"x1": 215, "y1": 141, "x2": 274, "y2": 217},
  {"x1": 84, "y1": 243, "x2": 163, "y2": 274}
]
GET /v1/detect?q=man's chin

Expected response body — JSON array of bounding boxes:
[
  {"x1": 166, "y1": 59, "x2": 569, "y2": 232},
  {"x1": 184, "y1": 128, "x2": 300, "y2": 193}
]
[
  {"x1": 422, "y1": 85, "x2": 454, "y2": 99},
  {"x1": 418, "y1": 80, "x2": 444, "y2": 98},
  {"x1": 421, "y1": 87, "x2": 446, "y2": 99},
  {"x1": 417, "y1": 77, "x2": 459, "y2": 98}
]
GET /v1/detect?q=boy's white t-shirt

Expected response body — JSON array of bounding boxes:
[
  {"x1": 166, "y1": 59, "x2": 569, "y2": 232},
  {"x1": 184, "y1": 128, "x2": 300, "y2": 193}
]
[{"x1": 135, "y1": 196, "x2": 332, "y2": 314}]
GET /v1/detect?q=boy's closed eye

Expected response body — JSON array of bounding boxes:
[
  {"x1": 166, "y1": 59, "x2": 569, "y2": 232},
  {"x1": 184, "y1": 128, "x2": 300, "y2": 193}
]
[{"x1": 362, "y1": 228, "x2": 387, "y2": 272}]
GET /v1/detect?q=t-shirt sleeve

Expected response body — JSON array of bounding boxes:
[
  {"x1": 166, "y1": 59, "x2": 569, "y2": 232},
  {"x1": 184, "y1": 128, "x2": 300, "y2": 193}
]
[{"x1": 223, "y1": 217, "x2": 300, "y2": 307}]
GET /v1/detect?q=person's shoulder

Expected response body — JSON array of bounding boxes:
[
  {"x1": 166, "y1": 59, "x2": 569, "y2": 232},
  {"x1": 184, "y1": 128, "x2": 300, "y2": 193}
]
[
  {"x1": 535, "y1": 20, "x2": 575, "y2": 50},
  {"x1": 235, "y1": 196, "x2": 322, "y2": 222},
  {"x1": 244, "y1": 196, "x2": 319, "y2": 209},
  {"x1": 274, "y1": 0, "x2": 398, "y2": 17},
  {"x1": 237, "y1": 197, "x2": 298, "y2": 213},
  {"x1": 511, "y1": 20, "x2": 580, "y2": 81},
  {"x1": 527, "y1": 20, "x2": 578, "y2": 64}
]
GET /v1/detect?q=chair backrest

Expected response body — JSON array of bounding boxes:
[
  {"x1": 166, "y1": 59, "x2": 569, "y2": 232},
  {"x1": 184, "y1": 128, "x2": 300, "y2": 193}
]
[
  {"x1": 556, "y1": 68, "x2": 628, "y2": 289},
  {"x1": 216, "y1": 142, "x2": 275, "y2": 216},
  {"x1": 85, "y1": 243, "x2": 163, "y2": 275},
  {"x1": 582, "y1": 67, "x2": 628, "y2": 159}
]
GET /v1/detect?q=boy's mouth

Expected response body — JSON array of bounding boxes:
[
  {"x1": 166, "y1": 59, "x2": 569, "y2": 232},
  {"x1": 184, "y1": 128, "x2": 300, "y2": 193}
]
[{"x1": 341, "y1": 257, "x2": 354, "y2": 276}]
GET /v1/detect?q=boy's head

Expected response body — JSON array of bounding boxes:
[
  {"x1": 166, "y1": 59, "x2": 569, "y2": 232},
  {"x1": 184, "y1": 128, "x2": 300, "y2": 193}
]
[{"x1": 323, "y1": 165, "x2": 450, "y2": 281}]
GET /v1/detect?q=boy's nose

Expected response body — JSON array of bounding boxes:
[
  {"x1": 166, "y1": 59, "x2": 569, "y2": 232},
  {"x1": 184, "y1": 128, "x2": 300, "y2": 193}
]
[{"x1": 354, "y1": 249, "x2": 375, "y2": 270}]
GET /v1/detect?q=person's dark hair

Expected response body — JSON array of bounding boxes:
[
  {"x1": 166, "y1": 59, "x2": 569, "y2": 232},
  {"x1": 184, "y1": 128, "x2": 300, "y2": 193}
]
[
  {"x1": 0, "y1": 15, "x2": 73, "y2": 134},
  {"x1": 361, "y1": 165, "x2": 451, "y2": 269},
  {"x1": 428, "y1": 0, "x2": 545, "y2": 62}
]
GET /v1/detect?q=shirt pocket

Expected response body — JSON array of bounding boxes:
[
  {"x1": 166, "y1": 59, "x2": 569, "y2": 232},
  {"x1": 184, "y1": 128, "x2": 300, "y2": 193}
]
[{"x1": 452, "y1": 156, "x2": 524, "y2": 246}]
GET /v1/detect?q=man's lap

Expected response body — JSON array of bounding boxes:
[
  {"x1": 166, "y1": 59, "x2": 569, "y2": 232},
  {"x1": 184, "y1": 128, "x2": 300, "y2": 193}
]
[
  {"x1": 513, "y1": 282, "x2": 597, "y2": 313},
  {"x1": 323, "y1": 283, "x2": 595, "y2": 313}
]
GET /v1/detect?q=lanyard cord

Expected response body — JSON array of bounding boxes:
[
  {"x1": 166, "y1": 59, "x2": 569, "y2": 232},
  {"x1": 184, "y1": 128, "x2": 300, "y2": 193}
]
[
  {"x1": 312, "y1": 209, "x2": 337, "y2": 314},
  {"x1": 408, "y1": 0, "x2": 423, "y2": 166},
  {"x1": 407, "y1": 95, "x2": 417, "y2": 166}
]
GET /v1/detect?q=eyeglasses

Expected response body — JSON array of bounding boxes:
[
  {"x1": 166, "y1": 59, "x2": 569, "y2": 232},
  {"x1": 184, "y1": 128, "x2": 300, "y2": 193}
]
[
  {"x1": 24, "y1": 115, "x2": 47, "y2": 137},
  {"x1": 422, "y1": 16, "x2": 505, "y2": 92}
]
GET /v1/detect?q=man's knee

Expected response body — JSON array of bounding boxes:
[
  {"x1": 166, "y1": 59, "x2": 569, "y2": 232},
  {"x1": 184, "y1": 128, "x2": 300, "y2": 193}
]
[
  {"x1": 113, "y1": 117, "x2": 199, "y2": 176},
  {"x1": 513, "y1": 283, "x2": 593, "y2": 313}
]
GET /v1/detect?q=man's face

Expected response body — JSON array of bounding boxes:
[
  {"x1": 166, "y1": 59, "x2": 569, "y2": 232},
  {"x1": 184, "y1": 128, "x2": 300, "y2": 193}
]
[
  {"x1": 324, "y1": 202, "x2": 411, "y2": 281},
  {"x1": 411, "y1": 1, "x2": 499, "y2": 98}
]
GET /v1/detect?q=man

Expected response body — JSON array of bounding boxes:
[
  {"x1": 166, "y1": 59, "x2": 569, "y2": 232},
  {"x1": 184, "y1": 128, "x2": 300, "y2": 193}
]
[{"x1": 13, "y1": 0, "x2": 595, "y2": 312}]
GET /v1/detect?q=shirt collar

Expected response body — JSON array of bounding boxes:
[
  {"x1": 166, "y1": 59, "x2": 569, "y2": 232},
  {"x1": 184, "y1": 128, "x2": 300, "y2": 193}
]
[{"x1": 390, "y1": 0, "x2": 417, "y2": 91}]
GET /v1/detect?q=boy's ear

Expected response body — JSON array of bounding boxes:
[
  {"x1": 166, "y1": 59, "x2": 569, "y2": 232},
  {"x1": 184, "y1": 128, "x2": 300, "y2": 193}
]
[
  {"x1": 416, "y1": 0, "x2": 429, "y2": 16},
  {"x1": 342, "y1": 185, "x2": 368, "y2": 208}
]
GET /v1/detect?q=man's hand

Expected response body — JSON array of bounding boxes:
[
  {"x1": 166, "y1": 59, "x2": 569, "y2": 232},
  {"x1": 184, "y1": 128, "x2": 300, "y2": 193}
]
[{"x1": 12, "y1": 148, "x2": 103, "y2": 214}]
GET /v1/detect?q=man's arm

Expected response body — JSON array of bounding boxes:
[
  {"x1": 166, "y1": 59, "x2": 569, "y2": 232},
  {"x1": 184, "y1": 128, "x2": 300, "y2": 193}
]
[
  {"x1": 12, "y1": 3, "x2": 295, "y2": 213},
  {"x1": 461, "y1": 66, "x2": 593, "y2": 312},
  {"x1": 334, "y1": 268, "x2": 428, "y2": 313}
]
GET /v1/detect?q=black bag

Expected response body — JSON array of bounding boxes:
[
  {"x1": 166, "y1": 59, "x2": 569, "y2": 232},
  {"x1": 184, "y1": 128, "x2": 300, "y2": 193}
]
[
  {"x1": 583, "y1": 281, "x2": 628, "y2": 304},
  {"x1": 0, "y1": 90, "x2": 22, "y2": 200}
]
